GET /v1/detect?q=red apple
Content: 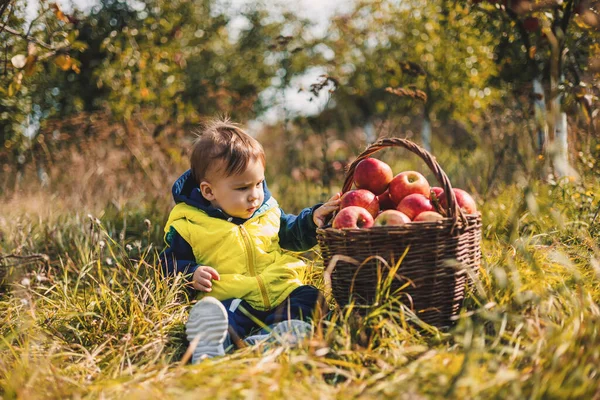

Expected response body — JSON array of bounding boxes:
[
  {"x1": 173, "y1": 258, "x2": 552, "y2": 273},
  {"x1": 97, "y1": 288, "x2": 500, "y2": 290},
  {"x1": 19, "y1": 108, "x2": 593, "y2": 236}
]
[
  {"x1": 374, "y1": 210, "x2": 411, "y2": 226},
  {"x1": 340, "y1": 189, "x2": 379, "y2": 218},
  {"x1": 413, "y1": 211, "x2": 444, "y2": 222},
  {"x1": 439, "y1": 188, "x2": 478, "y2": 214},
  {"x1": 430, "y1": 186, "x2": 445, "y2": 214},
  {"x1": 430, "y1": 187, "x2": 444, "y2": 201},
  {"x1": 332, "y1": 206, "x2": 374, "y2": 229},
  {"x1": 389, "y1": 171, "x2": 431, "y2": 204},
  {"x1": 377, "y1": 190, "x2": 397, "y2": 211},
  {"x1": 397, "y1": 193, "x2": 434, "y2": 220},
  {"x1": 353, "y1": 158, "x2": 393, "y2": 195}
]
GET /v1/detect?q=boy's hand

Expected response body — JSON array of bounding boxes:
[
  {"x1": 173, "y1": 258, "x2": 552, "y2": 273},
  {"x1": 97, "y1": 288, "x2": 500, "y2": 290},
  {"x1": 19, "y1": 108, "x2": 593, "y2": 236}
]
[
  {"x1": 313, "y1": 193, "x2": 342, "y2": 227},
  {"x1": 191, "y1": 265, "x2": 220, "y2": 292}
]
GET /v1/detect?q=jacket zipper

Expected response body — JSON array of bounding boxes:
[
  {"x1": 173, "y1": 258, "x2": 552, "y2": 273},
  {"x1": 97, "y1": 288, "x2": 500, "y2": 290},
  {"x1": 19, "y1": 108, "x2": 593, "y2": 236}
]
[{"x1": 238, "y1": 224, "x2": 271, "y2": 310}]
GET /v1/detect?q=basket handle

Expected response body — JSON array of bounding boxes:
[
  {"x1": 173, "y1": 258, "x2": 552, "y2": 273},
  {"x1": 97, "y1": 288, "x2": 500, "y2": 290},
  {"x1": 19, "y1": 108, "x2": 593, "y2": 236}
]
[{"x1": 341, "y1": 137, "x2": 467, "y2": 228}]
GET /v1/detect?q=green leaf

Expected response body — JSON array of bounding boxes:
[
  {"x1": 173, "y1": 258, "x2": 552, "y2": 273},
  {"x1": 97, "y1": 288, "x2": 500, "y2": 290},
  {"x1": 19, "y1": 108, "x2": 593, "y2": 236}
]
[
  {"x1": 67, "y1": 30, "x2": 80, "y2": 44},
  {"x1": 71, "y1": 41, "x2": 89, "y2": 52}
]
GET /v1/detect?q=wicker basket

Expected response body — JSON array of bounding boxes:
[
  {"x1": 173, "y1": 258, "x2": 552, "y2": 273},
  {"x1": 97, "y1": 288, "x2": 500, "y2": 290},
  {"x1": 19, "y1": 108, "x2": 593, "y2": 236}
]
[{"x1": 317, "y1": 138, "x2": 482, "y2": 328}]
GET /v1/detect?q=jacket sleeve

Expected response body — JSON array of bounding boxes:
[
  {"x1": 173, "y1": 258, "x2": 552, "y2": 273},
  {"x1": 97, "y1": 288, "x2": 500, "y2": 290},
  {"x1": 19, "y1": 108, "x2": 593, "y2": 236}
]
[
  {"x1": 278, "y1": 204, "x2": 322, "y2": 252},
  {"x1": 159, "y1": 227, "x2": 199, "y2": 281}
]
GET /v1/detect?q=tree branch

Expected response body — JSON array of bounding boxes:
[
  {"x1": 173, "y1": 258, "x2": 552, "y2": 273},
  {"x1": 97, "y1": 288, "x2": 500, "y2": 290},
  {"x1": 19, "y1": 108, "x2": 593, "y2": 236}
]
[
  {"x1": 0, "y1": 0, "x2": 11, "y2": 22},
  {"x1": 0, "y1": 0, "x2": 13, "y2": 36},
  {"x1": 0, "y1": 24, "x2": 54, "y2": 50},
  {"x1": 36, "y1": 41, "x2": 71, "y2": 61},
  {"x1": 1, "y1": 0, "x2": 12, "y2": 76},
  {"x1": 0, "y1": 253, "x2": 50, "y2": 267},
  {"x1": 562, "y1": 0, "x2": 575, "y2": 33}
]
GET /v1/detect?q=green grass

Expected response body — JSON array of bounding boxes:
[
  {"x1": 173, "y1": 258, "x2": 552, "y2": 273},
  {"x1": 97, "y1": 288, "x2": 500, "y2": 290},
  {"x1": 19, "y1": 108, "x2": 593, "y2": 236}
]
[{"x1": 1, "y1": 176, "x2": 600, "y2": 399}]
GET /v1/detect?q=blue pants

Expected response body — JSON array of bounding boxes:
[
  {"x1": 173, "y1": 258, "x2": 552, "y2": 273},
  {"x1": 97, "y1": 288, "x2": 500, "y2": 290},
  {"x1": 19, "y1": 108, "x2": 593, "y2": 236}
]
[{"x1": 220, "y1": 285, "x2": 322, "y2": 349}]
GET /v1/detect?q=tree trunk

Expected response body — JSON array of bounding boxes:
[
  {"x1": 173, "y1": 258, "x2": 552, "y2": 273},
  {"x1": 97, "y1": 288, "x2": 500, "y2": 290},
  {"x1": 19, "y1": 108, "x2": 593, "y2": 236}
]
[
  {"x1": 364, "y1": 120, "x2": 375, "y2": 143},
  {"x1": 532, "y1": 77, "x2": 548, "y2": 155},
  {"x1": 552, "y1": 92, "x2": 575, "y2": 178},
  {"x1": 421, "y1": 113, "x2": 432, "y2": 153}
]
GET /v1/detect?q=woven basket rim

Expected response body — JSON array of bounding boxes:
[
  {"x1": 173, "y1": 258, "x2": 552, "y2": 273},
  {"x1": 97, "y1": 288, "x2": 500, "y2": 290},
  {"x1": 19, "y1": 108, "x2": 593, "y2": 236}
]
[{"x1": 318, "y1": 212, "x2": 481, "y2": 233}]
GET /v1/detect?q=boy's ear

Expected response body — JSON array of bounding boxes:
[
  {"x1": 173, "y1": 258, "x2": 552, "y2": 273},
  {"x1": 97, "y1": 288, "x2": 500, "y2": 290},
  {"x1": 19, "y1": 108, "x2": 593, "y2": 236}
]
[{"x1": 199, "y1": 181, "x2": 215, "y2": 201}]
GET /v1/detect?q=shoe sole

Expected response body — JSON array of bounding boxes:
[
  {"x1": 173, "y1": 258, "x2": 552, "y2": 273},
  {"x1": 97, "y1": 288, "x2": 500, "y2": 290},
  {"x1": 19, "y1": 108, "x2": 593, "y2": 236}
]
[
  {"x1": 270, "y1": 320, "x2": 313, "y2": 345},
  {"x1": 186, "y1": 296, "x2": 229, "y2": 361}
]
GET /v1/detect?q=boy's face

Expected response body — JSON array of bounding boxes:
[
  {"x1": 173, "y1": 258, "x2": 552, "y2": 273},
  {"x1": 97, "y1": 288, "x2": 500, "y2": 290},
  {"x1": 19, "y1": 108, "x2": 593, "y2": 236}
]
[{"x1": 200, "y1": 158, "x2": 265, "y2": 219}]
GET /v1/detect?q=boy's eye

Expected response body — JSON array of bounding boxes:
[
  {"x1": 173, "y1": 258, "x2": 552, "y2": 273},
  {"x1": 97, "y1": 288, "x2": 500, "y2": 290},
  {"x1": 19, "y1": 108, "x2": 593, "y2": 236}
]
[{"x1": 235, "y1": 181, "x2": 262, "y2": 191}]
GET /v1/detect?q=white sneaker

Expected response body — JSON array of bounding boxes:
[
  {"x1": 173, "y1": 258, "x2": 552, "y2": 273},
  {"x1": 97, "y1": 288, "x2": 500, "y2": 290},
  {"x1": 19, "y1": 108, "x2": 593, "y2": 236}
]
[
  {"x1": 185, "y1": 296, "x2": 228, "y2": 363},
  {"x1": 268, "y1": 320, "x2": 313, "y2": 346}
]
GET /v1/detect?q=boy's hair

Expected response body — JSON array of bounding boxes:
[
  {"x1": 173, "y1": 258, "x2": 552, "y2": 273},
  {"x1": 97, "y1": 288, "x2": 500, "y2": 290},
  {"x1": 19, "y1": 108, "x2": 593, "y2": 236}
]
[{"x1": 190, "y1": 118, "x2": 266, "y2": 184}]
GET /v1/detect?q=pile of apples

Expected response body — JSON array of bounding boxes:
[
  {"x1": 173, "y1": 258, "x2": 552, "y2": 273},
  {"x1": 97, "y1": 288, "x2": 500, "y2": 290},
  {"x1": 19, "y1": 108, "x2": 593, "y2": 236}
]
[{"x1": 331, "y1": 158, "x2": 477, "y2": 229}]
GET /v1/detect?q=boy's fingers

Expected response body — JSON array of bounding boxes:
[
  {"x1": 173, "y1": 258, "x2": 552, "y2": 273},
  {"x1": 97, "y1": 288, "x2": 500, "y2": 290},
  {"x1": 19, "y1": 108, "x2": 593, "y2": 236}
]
[
  {"x1": 197, "y1": 270, "x2": 212, "y2": 281},
  {"x1": 204, "y1": 266, "x2": 221, "y2": 281},
  {"x1": 193, "y1": 278, "x2": 212, "y2": 291},
  {"x1": 322, "y1": 202, "x2": 339, "y2": 208},
  {"x1": 197, "y1": 277, "x2": 212, "y2": 287},
  {"x1": 192, "y1": 282, "x2": 209, "y2": 291}
]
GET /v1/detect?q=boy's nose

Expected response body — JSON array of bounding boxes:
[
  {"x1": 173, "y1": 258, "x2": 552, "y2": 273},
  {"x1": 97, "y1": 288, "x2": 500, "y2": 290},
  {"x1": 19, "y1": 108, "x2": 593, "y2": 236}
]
[{"x1": 249, "y1": 189, "x2": 259, "y2": 201}]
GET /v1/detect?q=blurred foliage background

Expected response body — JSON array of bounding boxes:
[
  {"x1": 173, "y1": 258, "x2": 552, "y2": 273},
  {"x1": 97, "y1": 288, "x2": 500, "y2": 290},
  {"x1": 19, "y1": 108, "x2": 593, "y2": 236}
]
[
  {"x1": 2, "y1": 2, "x2": 600, "y2": 397},
  {"x1": 1, "y1": 0, "x2": 599, "y2": 212}
]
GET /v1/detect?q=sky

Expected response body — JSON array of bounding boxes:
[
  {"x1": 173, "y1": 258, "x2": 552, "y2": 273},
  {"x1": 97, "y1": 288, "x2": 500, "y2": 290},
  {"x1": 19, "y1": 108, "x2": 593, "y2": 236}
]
[
  {"x1": 25, "y1": 0, "x2": 353, "y2": 126},
  {"x1": 53, "y1": 0, "x2": 350, "y2": 24}
]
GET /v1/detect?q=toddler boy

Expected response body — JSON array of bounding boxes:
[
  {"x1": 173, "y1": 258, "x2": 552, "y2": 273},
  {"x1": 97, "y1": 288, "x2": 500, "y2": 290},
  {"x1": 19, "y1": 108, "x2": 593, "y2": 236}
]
[{"x1": 160, "y1": 119, "x2": 339, "y2": 362}]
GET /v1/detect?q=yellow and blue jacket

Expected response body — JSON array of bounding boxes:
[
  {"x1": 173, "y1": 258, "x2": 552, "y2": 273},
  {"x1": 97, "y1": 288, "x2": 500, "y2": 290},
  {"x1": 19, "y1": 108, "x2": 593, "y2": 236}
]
[{"x1": 160, "y1": 170, "x2": 321, "y2": 311}]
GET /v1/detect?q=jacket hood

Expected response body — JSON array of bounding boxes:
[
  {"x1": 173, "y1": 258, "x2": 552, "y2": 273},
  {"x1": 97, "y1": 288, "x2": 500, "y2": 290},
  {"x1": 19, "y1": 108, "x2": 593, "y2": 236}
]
[{"x1": 171, "y1": 169, "x2": 273, "y2": 223}]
